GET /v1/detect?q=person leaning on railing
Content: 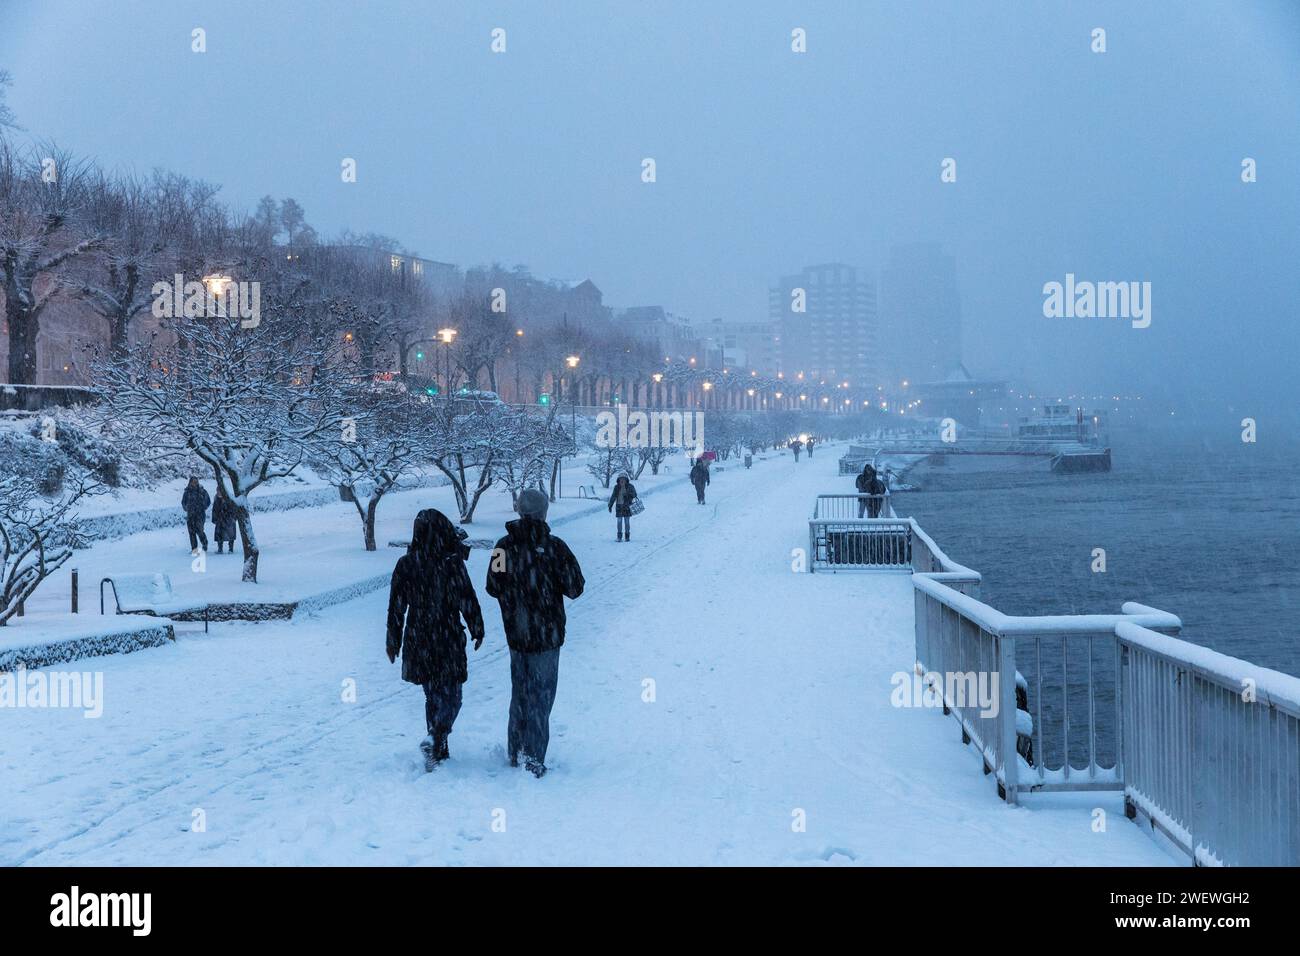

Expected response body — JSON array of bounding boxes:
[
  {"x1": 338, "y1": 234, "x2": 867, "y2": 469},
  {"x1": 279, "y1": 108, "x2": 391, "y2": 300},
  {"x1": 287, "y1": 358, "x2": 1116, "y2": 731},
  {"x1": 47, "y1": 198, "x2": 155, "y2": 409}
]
[{"x1": 855, "y1": 464, "x2": 887, "y2": 518}]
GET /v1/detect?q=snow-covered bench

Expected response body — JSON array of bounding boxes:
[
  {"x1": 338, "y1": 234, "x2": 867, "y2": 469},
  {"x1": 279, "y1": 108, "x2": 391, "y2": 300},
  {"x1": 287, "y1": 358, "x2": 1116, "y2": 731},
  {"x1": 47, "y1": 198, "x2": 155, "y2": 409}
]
[{"x1": 100, "y1": 573, "x2": 209, "y2": 633}]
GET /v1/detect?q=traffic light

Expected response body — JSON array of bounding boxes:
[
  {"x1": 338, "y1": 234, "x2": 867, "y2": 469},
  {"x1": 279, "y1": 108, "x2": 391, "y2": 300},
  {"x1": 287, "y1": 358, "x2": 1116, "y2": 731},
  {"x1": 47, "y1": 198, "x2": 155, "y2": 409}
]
[
  {"x1": 415, "y1": 351, "x2": 425, "y2": 361},
  {"x1": 538, "y1": 393, "x2": 551, "y2": 405},
  {"x1": 425, "y1": 386, "x2": 438, "y2": 396}
]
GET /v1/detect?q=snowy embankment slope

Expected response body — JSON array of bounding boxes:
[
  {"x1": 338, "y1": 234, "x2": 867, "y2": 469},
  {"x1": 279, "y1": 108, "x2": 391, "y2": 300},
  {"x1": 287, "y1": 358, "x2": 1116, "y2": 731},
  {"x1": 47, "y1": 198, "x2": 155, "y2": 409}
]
[{"x1": 1, "y1": 446, "x2": 1175, "y2": 866}]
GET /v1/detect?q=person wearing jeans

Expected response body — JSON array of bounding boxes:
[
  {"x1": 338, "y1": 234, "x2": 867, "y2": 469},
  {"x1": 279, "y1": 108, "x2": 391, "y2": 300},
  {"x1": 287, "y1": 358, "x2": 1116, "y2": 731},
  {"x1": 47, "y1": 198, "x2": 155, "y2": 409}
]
[{"x1": 486, "y1": 489, "x2": 586, "y2": 777}]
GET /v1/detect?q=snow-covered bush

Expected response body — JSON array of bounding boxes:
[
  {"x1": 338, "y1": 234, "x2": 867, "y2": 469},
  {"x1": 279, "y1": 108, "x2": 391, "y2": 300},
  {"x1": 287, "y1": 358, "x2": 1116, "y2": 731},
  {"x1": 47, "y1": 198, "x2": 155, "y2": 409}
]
[{"x1": 0, "y1": 471, "x2": 99, "y2": 626}]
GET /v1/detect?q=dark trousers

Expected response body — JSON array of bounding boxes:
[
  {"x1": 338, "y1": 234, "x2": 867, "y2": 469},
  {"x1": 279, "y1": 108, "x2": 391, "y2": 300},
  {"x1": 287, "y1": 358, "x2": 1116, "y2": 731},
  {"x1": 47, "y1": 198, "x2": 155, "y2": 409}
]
[
  {"x1": 186, "y1": 515, "x2": 208, "y2": 551},
  {"x1": 694, "y1": 483, "x2": 706, "y2": 503},
  {"x1": 508, "y1": 648, "x2": 560, "y2": 764},
  {"x1": 423, "y1": 679, "x2": 463, "y2": 739},
  {"x1": 616, "y1": 515, "x2": 630, "y2": 537}
]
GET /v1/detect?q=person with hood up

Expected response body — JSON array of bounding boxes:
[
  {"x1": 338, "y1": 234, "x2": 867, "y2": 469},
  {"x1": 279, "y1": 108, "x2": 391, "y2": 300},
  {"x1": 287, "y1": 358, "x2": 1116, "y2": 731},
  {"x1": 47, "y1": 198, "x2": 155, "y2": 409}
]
[
  {"x1": 211, "y1": 486, "x2": 238, "y2": 554},
  {"x1": 788, "y1": 438, "x2": 803, "y2": 461},
  {"x1": 806, "y1": 436, "x2": 816, "y2": 457},
  {"x1": 855, "y1": 463, "x2": 887, "y2": 518},
  {"x1": 485, "y1": 489, "x2": 585, "y2": 777},
  {"x1": 181, "y1": 476, "x2": 210, "y2": 552},
  {"x1": 387, "y1": 508, "x2": 485, "y2": 770},
  {"x1": 689, "y1": 457, "x2": 710, "y2": 504},
  {"x1": 607, "y1": 474, "x2": 638, "y2": 541}
]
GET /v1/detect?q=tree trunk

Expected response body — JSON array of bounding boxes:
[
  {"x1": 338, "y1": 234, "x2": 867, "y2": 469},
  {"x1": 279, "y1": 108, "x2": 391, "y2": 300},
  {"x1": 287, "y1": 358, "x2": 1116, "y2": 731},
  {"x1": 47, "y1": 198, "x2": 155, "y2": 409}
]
[
  {"x1": 5, "y1": 296, "x2": 39, "y2": 385},
  {"x1": 234, "y1": 506, "x2": 259, "y2": 583}
]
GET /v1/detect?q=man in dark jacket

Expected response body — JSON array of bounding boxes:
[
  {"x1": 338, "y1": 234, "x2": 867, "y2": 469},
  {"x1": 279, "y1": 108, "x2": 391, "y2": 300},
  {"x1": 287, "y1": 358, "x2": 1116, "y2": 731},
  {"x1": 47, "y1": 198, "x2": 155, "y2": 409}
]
[
  {"x1": 387, "y1": 509, "x2": 485, "y2": 769},
  {"x1": 789, "y1": 439, "x2": 803, "y2": 461},
  {"x1": 855, "y1": 464, "x2": 887, "y2": 518},
  {"x1": 181, "y1": 477, "x2": 210, "y2": 552},
  {"x1": 689, "y1": 458, "x2": 710, "y2": 504},
  {"x1": 806, "y1": 437, "x2": 816, "y2": 457},
  {"x1": 485, "y1": 489, "x2": 584, "y2": 777}
]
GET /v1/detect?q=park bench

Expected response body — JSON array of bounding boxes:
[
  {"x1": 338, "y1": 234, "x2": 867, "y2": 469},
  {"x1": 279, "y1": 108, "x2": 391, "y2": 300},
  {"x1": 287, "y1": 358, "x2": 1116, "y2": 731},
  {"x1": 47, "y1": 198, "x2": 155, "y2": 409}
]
[{"x1": 100, "y1": 572, "x2": 209, "y2": 633}]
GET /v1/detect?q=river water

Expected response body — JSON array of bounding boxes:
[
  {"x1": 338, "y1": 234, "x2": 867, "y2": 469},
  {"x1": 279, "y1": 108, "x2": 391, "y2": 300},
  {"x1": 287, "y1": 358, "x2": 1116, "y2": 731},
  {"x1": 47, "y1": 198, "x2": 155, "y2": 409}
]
[{"x1": 892, "y1": 424, "x2": 1300, "y2": 680}]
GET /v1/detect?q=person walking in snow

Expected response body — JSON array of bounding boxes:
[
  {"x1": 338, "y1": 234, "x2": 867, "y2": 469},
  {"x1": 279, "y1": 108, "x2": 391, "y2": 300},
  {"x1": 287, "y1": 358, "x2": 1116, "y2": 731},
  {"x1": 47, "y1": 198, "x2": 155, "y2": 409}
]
[
  {"x1": 211, "y1": 486, "x2": 238, "y2": 554},
  {"x1": 387, "y1": 508, "x2": 485, "y2": 771},
  {"x1": 608, "y1": 474, "x2": 638, "y2": 542},
  {"x1": 181, "y1": 476, "x2": 210, "y2": 552},
  {"x1": 689, "y1": 457, "x2": 710, "y2": 504},
  {"x1": 485, "y1": 489, "x2": 585, "y2": 778},
  {"x1": 806, "y1": 437, "x2": 816, "y2": 458},
  {"x1": 788, "y1": 438, "x2": 803, "y2": 462}
]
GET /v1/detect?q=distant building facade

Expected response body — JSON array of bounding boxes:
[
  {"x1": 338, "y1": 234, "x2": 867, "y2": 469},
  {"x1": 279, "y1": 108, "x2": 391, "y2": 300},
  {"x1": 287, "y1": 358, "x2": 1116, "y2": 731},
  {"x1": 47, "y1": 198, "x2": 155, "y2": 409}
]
[
  {"x1": 768, "y1": 263, "x2": 878, "y2": 387},
  {"x1": 616, "y1": 306, "x2": 701, "y2": 362}
]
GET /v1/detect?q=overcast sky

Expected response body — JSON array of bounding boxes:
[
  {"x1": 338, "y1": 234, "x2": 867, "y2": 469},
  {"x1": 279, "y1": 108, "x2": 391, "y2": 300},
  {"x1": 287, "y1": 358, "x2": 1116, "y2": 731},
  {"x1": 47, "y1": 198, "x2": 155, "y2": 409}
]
[{"x1": 2, "y1": 0, "x2": 1297, "y2": 417}]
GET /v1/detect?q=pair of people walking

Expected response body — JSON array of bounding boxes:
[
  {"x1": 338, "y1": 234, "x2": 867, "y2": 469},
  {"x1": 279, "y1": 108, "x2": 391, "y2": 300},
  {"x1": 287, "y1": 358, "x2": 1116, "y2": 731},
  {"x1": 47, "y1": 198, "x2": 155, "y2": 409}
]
[
  {"x1": 386, "y1": 490, "x2": 585, "y2": 778},
  {"x1": 607, "y1": 474, "x2": 639, "y2": 541},
  {"x1": 181, "y1": 477, "x2": 238, "y2": 553}
]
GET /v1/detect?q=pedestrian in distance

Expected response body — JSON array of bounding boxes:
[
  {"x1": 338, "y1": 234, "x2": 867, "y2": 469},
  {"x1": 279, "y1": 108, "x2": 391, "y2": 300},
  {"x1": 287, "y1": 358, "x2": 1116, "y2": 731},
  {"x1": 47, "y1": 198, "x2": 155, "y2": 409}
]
[
  {"x1": 387, "y1": 508, "x2": 485, "y2": 771},
  {"x1": 485, "y1": 489, "x2": 585, "y2": 778},
  {"x1": 608, "y1": 474, "x2": 638, "y2": 541},
  {"x1": 690, "y1": 457, "x2": 710, "y2": 504},
  {"x1": 806, "y1": 437, "x2": 816, "y2": 457},
  {"x1": 211, "y1": 486, "x2": 238, "y2": 554},
  {"x1": 789, "y1": 438, "x2": 803, "y2": 462},
  {"x1": 181, "y1": 476, "x2": 210, "y2": 552}
]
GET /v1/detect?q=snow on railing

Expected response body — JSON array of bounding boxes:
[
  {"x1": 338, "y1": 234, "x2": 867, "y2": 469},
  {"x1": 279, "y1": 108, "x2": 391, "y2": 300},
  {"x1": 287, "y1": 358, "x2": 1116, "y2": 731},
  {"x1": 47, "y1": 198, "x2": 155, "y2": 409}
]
[
  {"x1": 905, "y1": 514, "x2": 1298, "y2": 865},
  {"x1": 1115, "y1": 622, "x2": 1300, "y2": 866},
  {"x1": 808, "y1": 494, "x2": 908, "y2": 571}
]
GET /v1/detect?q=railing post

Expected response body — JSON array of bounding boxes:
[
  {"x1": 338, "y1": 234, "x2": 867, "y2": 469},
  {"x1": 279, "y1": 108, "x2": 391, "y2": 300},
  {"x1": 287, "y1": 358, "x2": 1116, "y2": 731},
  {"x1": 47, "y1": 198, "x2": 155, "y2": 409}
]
[{"x1": 999, "y1": 634, "x2": 1019, "y2": 804}]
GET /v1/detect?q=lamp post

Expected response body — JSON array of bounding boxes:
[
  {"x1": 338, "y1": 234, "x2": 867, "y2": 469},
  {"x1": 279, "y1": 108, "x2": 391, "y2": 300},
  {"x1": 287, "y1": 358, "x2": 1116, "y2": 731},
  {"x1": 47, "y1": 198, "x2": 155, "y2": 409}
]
[
  {"x1": 437, "y1": 327, "x2": 458, "y2": 398},
  {"x1": 652, "y1": 371, "x2": 663, "y2": 409}
]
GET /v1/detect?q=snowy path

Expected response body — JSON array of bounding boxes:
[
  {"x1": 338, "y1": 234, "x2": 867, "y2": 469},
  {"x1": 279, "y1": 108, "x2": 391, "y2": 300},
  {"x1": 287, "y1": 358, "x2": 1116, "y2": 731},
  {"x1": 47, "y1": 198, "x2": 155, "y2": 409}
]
[{"x1": 1, "y1": 451, "x2": 1176, "y2": 865}]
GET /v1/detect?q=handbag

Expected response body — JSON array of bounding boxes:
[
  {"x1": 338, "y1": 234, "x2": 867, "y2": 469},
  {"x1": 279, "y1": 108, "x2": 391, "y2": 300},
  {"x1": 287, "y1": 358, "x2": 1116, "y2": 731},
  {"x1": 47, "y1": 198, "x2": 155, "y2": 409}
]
[{"x1": 629, "y1": 496, "x2": 645, "y2": 516}]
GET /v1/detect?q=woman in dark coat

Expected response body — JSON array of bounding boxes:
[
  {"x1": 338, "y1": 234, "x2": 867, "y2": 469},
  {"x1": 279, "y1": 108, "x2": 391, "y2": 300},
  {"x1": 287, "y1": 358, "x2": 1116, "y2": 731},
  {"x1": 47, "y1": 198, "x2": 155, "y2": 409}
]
[
  {"x1": 211, "y1": 487, "x2": 238, "y2": 554},
  {"x1": 607, "y1": 474, "x2": 638, "y2": 542},
  {"x1": 386, "y1": 509, "x2": 485, "y2": 769}
]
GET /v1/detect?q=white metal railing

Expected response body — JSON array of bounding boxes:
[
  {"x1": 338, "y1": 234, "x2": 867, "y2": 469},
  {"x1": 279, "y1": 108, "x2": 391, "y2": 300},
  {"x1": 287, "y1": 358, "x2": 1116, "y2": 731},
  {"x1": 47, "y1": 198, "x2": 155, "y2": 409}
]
[
  {"x1": 809, "y1": 488, "x2": 1300, "y2": 863},
  {"x1": 913, "y1": 573, "x2": 1181, "y2": 803},
  {"x1": 1116, "y1": 621, "x2": 1300, "y2": 865},
  {"x1": 808, "y1": 494, "x2": 908, "y2": 571}
]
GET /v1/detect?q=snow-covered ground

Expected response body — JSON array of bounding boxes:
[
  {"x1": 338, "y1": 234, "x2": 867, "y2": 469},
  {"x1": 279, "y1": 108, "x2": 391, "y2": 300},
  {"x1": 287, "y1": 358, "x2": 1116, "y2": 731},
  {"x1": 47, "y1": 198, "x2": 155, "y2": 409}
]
[{"x1": 0, "y1": 446, "x2": 1177, "y2": 865}]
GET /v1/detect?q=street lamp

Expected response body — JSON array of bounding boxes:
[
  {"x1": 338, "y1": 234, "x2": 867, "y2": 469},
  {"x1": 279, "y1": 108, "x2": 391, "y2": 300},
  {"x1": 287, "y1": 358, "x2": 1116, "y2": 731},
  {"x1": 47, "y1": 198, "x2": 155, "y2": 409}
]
[{"x1": 437, "y1": 327, "x2": 457, "y2": 397}]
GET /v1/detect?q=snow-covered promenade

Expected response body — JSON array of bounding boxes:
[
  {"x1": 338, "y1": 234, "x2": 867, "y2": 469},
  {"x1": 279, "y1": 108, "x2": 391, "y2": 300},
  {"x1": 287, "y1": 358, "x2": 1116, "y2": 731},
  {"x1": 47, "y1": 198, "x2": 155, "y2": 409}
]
[{"x1": 0, "y1": 450, "x2": 1174, "y2": 866}]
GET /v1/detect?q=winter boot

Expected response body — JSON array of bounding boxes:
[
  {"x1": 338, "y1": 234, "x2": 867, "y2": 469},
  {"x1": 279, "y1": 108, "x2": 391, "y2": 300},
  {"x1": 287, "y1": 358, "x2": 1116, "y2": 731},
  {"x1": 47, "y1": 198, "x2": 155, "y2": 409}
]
[
  {"x1": 617, "y1": 533, "x2": 623, "y2": 542},
  {"x1": 525, "y1": 758, "x2": 546, "y2": 778},
  {"x1": 419, "y1": 736, "x2": 438, "y2": 772},
  {"x1": 435, "y1": 736, "x2": 450, "y2": 762}
]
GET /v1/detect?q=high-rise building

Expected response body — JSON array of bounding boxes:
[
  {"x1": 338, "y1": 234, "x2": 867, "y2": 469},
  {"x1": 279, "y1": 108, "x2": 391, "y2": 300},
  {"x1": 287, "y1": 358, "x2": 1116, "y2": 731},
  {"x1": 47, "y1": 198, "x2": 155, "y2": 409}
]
[
  {"x1": 768, "y1": 263, "x2": 878, "y2": 387},
  {"x1": 697, "y1": 317, "x2": 778, "y2": 373},
  {"x1": 878, "y1": 242, "x2": 962, "y2": 387}
]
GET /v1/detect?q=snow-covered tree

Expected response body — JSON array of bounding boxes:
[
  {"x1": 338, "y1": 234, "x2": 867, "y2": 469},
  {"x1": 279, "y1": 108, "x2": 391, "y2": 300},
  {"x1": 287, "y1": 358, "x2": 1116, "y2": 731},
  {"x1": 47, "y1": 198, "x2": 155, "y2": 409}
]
[
  {"x1": 494, "y1": 405, "x2": 575, "y2": 505},
  {"x1": 426, "y1": 399, "x2": 517, "y2": 523},
  {"x1": 586, "y1": 439, "x2": 636, "y2": 489},
  {"x1": 309, "y1": 389, "x2": 434, "y2": 551},
  {"x1": 0, "y1": 141, "x2": 103, "y2": 384},
  {"x1": 94, "y1": 278, "x2": 368, "y2": 582},
  {"x1": 0, "y1": 473, "x2": 97, "y2": 629},
  {"x1": 71, "y1": 170, "x2": 219, "y2": 358}
]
